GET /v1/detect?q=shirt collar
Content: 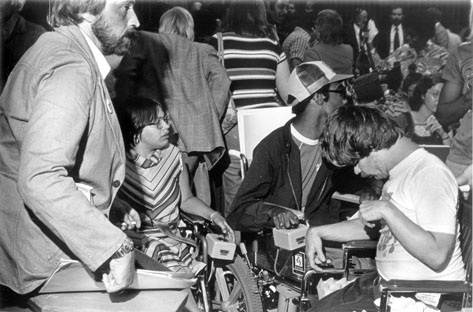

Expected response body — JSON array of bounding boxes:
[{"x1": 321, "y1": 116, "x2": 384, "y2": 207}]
[
  {"x1": 79, "y1": 28, "x2": 111, "y2": 79},
  {"x1": 290, "y1": 124, "x2": 319, "y2": 146},
  {"x1": 130, "y1": 150, "x2": 163, "y2": 169}
]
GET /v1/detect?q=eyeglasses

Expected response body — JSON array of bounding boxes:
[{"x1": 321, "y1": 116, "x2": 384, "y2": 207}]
[
  {"x1": 144, "y1": 115, "x2": 171, "y2": 129},
  {"x1": 326, "y1": 86, "x2": 348, "y2": 97}
]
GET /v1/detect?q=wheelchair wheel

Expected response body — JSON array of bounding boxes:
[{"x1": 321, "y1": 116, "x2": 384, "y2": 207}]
[{"x1": 210, "y1": 255, "x2": 263, "y2": 312}]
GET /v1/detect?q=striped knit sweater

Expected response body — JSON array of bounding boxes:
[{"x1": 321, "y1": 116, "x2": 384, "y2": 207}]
[{"x1": 210, "y1": 32, "x2": 287, "y2": 109}]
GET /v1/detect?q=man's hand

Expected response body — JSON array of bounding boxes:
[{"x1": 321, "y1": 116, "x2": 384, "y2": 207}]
[
  {"x1": 359, "y1": 199, "x2": 394, "y2": 228},
  {"x1": 102, "y1": 250, "x2": 135, "y2": 293},
  {"x1": 305, "y1": 227, "x2": 327, "y2": 270},
  {"x1": 268, "y1": 206, "x2": 299, "y2": 229}
]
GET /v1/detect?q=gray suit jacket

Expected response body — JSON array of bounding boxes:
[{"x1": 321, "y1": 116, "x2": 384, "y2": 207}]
[
  {"x1": 0, "y1": 25, "x2": 127, "y2": 294},
  {"x1": 115, "y1": 32, "x2": 231, "y2": 167}
]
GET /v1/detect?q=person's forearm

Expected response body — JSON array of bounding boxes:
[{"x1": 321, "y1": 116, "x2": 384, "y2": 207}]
[
  {"x1": 436, "y1": 94, "x2": 470, "y2": 127},
  {"x1": 312, "y1": 219, "x2": 371, "y2": 242},
  {"x1": 180, "y1": 196, "x2": 216, "y2": 220},
  {"x1": 382, "y1": 207, "x2": 454, "y2": 271}
]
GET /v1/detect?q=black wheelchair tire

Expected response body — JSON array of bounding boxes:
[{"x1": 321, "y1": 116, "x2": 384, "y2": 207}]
[{"x1": 211, "y1": 255, "x2": 263, "y2": 312}]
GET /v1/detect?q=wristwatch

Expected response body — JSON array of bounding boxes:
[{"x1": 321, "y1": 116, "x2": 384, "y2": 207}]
[{"x1": 112, "y1": 237, "x2": 134, "y2": 259}]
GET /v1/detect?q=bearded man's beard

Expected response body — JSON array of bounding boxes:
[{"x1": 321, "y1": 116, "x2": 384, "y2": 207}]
[{"x1": 92, "y1": 14, "x2": 136, "y2": 55}]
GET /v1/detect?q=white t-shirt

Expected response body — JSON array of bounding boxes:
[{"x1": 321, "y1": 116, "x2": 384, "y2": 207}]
[{"x1": 376, "y1": 148, "x2": 465, "y2": 281}]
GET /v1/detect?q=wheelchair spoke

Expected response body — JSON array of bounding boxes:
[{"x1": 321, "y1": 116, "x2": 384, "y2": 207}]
[{"x1": 226, "y1": 281, "x2": 243, "y2": 305}]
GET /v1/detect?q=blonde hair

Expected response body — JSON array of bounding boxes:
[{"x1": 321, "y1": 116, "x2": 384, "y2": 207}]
[{"x1": 159, "y1": 7, "x2": 194, "y2": 41}]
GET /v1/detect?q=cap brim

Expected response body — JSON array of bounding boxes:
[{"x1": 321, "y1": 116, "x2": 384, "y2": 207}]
[{"x1": 329, "y1": 73, "x2": 353, "y2": 84}]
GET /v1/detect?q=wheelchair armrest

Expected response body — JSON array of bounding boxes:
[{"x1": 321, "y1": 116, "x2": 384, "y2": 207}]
[
  {"x1": 180, "y1": 211, "x2": 207, "y2": 226},
  {"x1": 342, "y1": 240, "x2": 378, "y2": 250},
  {"x1": 380, "y1": 279, "x2": 472, "y2": 294}
]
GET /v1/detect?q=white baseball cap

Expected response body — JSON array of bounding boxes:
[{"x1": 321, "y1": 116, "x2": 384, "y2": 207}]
[{"x1": 287, "y1": 61, "x2": 353, "y2": 106}]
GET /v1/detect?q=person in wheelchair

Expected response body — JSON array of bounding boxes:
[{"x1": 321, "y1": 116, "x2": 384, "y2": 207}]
[
  {"x1": 113, "y1": 95, "x2": 234, "y2": 274},
  {"x1": 227, "y1": 61, "x2": 377, "y2": 233},
  {"x1": 305, "y1": 105, "x2": 465, "y2": 312}
]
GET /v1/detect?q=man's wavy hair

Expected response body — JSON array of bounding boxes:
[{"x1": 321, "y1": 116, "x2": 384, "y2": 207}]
[
  {"x1": 321, "y1": 105, "x2": 403, "y2": 167},
  {"x1": 159, "y1": 6, "x2": 195, "y2": 41},
  {"x1": 314, "y1": 9, "x2": 343, "y2": 45},
  {"x1": 48, "y1": 0, "x2": 106, "y2": 27}
]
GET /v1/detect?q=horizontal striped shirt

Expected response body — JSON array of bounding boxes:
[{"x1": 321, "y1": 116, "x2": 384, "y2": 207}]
[{"x1": 210, "y1": 32, "x2": 287, "y2": 109}]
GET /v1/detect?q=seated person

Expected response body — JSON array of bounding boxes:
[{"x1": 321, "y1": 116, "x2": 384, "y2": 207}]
[
  {"x1": 384, "y1": 10, "x2": 449, "y2": 80},
  {"x1": 408, "y1": 75, "x2": 451, "y2": 145},
  {"x1": 226, "y1": 62, "x2": 379, "y2": 273},
  {"x1": 114, "y1": 95, "x2": 234, "y2": 274},
  {"x1": 306, "y1": 105, "x2": 465, "y2": 312},
  {"x1": 227, "y1": 61, "x2": 368, "y2": 233}
]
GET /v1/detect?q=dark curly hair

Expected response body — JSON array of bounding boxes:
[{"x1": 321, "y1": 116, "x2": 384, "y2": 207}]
[{"x1": 408, "y1": 75, "x2": 434, "y2": 111}]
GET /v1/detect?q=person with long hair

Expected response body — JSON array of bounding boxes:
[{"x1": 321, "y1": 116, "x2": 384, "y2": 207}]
[
  {"x1": 209, "y1": 0, "x2": 290, "y2": 215},
  {"x1": 408, "y1": 75, "x2": 451, "y2": 145}
]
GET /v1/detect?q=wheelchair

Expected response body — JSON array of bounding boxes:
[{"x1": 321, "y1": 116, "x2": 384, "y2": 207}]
[
  {"x1": 237, "y1": 190, "x2": 472, "y2": 312},
  {"x1": 177, "y1": 212, "x2": 264, "y2": 312}
]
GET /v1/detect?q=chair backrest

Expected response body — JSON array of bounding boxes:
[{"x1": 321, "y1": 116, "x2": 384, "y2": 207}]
[
  {"x1": 420, "y1": 144, "x2": 451, "y2": 163},
  {"x1": 237, "y1": 106, "x2": 294, "y2": 163},
  {"x1": 458, "y1": 194, "x2": 472, "y2": 283}
]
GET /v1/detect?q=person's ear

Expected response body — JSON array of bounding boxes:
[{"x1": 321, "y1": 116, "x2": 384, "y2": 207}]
[
  {"x1": 80, "y1": 12, "x2": 97, "y2": 24},
  {"x1": 313, "y1": 93, "x2": 326, "y2": 106},
  {"x1": 133, "y1": 134, "x2": 141, "y2": 145}
]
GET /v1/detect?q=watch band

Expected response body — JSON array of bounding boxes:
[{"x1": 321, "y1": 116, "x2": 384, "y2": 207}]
[{"x1": 112, "y1": 237, "x2": 134, "y2": 259}]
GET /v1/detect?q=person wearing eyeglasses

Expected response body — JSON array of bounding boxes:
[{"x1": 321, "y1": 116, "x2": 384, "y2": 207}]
[
  {"x1": 114, "y1": 95, "x2": 234, "y2": 277},
  {"x1": 228, "y1": 61, "x2": 378, "y2": 234}
]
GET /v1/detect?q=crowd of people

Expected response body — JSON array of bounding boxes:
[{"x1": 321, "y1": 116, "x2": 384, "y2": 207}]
[{"x1": 0, "y1": 0, "x2": 471, "y2": 311}]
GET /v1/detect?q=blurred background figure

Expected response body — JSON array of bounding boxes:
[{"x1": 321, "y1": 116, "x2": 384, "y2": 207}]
[
  {"x1": 374, "y1": 5, "x2": 405, "y2": 59},
  {"x1": 265, "y1": 0, "x2": 289, "y2": 43},
  {"x1": 304, "y1": 9, "x2": 353, "y2": 75},
  {"x1": 427, "y1": 7, "x2": 462, "y2": 54},
  {"x1": 282, "y1": 8, "x2": 315, "y2": 71},
  {"x1": 408, "y1": 75, "x2": 451, "y2": 145},
  {"x1": 385, "y1": 9, "x2": 449, "y2": 80},
  {"x1": 343, "y1": 8, "x2": 378, "y2": 76},
  {"x1": 0, "y1": 0, "x2": 45, "y2": 93}
]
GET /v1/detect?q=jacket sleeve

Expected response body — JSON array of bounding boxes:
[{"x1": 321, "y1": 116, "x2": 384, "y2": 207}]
[
  {"x1": 17, "y1": 49, "x2": 125, "y2": 271},
  {"x1": 204, "y1": 45, "x2": 231, "y2": 119},
  {"x1": 226, "y1": 143, "x2": 276, "y2": 232}
]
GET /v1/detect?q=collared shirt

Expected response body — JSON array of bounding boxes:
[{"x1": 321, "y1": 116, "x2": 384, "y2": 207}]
[
  {"x1": 80, "y1": 28, "x2": 110, "y2": 79},
  {"x1": 390, "y1": 24, "x2": 404, "y2": 54},
  {"x1": 282, "y1": 27, "x2": 311, "y2": 70}
]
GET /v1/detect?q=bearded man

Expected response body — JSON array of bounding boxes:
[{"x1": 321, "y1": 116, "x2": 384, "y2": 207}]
[{"x1": 0, "y1": 0, "x2": 140, "y2": 296}]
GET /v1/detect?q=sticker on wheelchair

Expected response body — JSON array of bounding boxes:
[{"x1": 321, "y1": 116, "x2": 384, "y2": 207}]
[{"x1": 292, "y1": 251, "x2": 305, "y2": 275}]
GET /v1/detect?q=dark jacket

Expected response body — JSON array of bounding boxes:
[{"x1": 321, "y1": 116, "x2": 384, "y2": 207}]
[
  {"x1": 374, "y1": 24, "x2": 405, "y2": 59},
  {"x1": 227, "y1": 120, "x2": 361, "y2": 232},
  {"x1": 1, "y1": 14, "x2": 46, "y2": 91}
]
